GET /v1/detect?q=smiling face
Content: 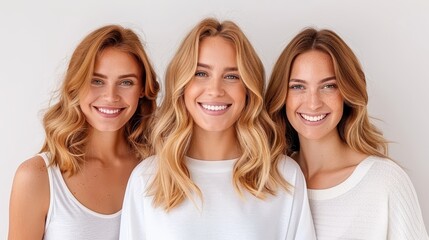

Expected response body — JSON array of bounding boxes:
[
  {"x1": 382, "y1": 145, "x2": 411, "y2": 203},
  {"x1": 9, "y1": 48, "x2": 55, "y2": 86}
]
[
  {"x1": 79, "y1": 47, "x2": 143, "y2": 133},
  {"x1": 286, "y1": 50, "x2": 344, "y2": 142},
  {"x1": 184, "y1": 36, "x2": 247, "y2": 135}
]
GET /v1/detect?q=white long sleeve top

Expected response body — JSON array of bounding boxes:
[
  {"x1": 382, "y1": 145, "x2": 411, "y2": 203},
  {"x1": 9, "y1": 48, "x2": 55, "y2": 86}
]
[
  {"x1": 309, "y1": 156, "x2": 428, "y2": 240},
  {"x1": 119, "y1": 155, "x2": 316, "y2": 240}
]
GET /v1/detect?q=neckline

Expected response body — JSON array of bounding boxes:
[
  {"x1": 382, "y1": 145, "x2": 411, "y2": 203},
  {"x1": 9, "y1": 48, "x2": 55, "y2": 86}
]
[
  {"x1": 185, "y1": 156, "x2": 238, "y2": 173},
  {"x1": 308, "y1": 156, "x2": 375, "y2": 200},
  {"x1": 41, "y1": 153, "x2": 121, "y2": 218}
]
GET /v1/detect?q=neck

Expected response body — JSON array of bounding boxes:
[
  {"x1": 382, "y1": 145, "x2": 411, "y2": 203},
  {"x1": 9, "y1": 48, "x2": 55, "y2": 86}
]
[
  {"x1": 295, "y1": 131, "x2": 355, "y2": 177},
  {"x1": 85, "y1": 128, "x2": 133, "y2": 163},
  {"x1": 187, "y1": 126, "x2": 241, "y2": 160}
]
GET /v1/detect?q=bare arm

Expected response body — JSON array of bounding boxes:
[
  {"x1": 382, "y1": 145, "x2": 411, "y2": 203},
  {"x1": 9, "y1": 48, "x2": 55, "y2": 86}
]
[{"x1": 8, "y1": 156, "x2": 50, "y2": 240}]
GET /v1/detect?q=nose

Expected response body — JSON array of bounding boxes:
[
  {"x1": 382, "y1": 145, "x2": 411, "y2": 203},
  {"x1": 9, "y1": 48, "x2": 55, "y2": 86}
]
[
  {"x1": 207, "y1": 77, "x2": 225, "y2": 97},
  {"x1": 103, "y1": 85, "x2": 120, "y2": 102},
  {"x1": 307, "y1": 90, "x2": 323, "y2": 110}
]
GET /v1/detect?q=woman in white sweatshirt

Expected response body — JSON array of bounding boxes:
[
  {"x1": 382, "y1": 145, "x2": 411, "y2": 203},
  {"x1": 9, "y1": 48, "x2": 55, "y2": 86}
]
[
  {"x1": 119, "y1": 18, "x2": 316, "y2": 240},
  {"x1": 265, "y1": 27, "x2": 428, "y2": 239}
]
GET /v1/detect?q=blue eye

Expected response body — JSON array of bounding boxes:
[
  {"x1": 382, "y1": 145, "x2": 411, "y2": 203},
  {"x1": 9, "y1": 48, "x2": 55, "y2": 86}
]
[
  {"x1": 91, "y1": 79, "x2": 103, "y2": 86},
  {"x1": 195, "y1": 71, "x2": 208, "y2": 77},
  {"x1": 323, "y1": 83, "x2": 337, "y2": 89},
  {"x1": 289, "y1": 84, "x2": 304, "y2": 90},
  {"x1": 120, "y1": 80, "x2": 134, "y2": 86},
  {"x1": 225, "y1": 74, "x2": 240, "y2": 80}
]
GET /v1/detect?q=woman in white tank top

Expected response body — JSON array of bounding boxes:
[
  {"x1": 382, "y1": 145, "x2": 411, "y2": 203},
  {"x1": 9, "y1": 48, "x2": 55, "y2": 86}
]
[{"x1": 8, "y1": 25, "x2": 159, "y2": 239}]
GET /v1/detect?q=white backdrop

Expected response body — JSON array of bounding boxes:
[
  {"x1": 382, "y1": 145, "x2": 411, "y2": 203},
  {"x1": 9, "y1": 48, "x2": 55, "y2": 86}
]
[{"x1": 1, "y1": 0, "x2": 428, "y2": 237}]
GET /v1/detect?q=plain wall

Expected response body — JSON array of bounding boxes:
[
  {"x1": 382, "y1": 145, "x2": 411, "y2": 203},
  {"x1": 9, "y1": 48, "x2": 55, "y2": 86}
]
[{"x1": 1, "y1": 0, "x2": 428, "y2": 237}]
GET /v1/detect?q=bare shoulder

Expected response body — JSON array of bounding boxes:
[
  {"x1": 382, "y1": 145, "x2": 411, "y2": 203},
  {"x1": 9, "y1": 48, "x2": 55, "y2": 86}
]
[
  {"x1": 11, "y1": 155, "x2": 50, "y2": 207},
  {"x1": 9, "y1": 155, "x2": 50, "y2": 239},
  {"x1": 9, "y1": 156, "x2": 50, "y2": 239},
  {"x1": 10, "y1": 155, "x2": 50, "y2": 209},
  {"x1": 13, "y1": 155, "x2": 49, "y2": 187}
]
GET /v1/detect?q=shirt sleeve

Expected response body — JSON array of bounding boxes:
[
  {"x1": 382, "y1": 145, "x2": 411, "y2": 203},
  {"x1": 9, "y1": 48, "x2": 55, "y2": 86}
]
[
  {"x1": 387, "y1": 163, "x2": 429, "y2": 240},
  {"x1": 285, "y1": 159, "x2": 317, "y2": 240},
  {"x1": 119, "y1": 165, "x2": 146, "y2": 240}
]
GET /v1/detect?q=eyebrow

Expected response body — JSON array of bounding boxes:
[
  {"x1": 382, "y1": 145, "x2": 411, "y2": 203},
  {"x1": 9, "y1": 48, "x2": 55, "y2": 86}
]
[
  {"x1": 93, "y1": 72, "x2": 139, "y2": 79},
  {"x1": 197, "y1": 63, "x2": 238, "y2": 72},
  {"x1": 289, "y1": 76, "x2": 336, "y2": 84}
]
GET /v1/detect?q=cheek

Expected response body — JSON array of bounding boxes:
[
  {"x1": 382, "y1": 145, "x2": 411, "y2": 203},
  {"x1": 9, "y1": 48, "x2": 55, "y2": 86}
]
[
  {"x1": 78, "y1": 92, "x2": 92, "y2": 107},
  {"x1": 285, "y1": 94, "x2": 298, "y2": 112},
  {"x1": 233, "y1": 82, "x2": 247, "y2": 103},
  {"x1": 183, "y1": 81, "x2": 202, "y2": 102},
  {"x1": 285, "y1": 107, "x2": 295, "y2": 125},
  {"x1": 133, "y1": 88, "x2": 144, "y2": 99},
  {"x1": 122, "y1": 86, "x2": 143, "y2": 98},
  {"x1": 79, "y1": 88, "x2": 101, "y2": 103},
  {"x1": 330, "y1": 94, "x2": 344, "y2": 112},
  {"x1": 183, "y1": 87, "x2": 195, "y2": 112},
  {"x1": 236, "y1": 89, "x2": 247, "y2": 107},
  {"x1": 285, "y1": 94, "x2": 302, "y2": 123}
]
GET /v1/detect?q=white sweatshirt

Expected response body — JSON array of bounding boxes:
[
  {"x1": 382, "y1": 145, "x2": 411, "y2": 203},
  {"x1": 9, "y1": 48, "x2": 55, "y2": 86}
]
[
  {"x1": 120, "y1": 155, "x2": 316, "y2": 240},
  {"x1": 309, "y1": 156, "x2": 428, "y2": 240}
]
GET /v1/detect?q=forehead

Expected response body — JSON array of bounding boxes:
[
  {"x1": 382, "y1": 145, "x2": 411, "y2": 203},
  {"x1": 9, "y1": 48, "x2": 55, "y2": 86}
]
[
  {"x1": 94, "y1": 48, "x2": 141, "y2": 73},
  {"x1": 290, "y1": 50, "x2": 334, "y2": 81},
  {"x1": 198, "y1": 36, "x2": 237, "y2": 63}
]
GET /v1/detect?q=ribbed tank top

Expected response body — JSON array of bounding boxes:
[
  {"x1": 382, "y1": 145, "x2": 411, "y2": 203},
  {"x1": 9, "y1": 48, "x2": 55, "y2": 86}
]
[{"x1": 40, "y1": 153, "x2": 121, "y2": 240}]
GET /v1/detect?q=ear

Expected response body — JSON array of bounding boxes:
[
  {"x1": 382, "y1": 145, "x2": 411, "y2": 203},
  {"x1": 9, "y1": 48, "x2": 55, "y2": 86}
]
[{"x1": 139, "y1": 89, "x2": 144, "y2": 98}]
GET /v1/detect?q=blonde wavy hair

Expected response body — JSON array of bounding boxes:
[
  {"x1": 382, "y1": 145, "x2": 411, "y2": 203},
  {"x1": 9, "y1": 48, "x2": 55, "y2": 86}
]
[
  {"x1": 266, "y1": 27, "x2": 388, "y2": 158},
  {"x1": 148, "y1": 18, "x2": 291, "y2": 211},
  {"x1": 40, "y1": 25, "x2": 159, "y2": 175}
]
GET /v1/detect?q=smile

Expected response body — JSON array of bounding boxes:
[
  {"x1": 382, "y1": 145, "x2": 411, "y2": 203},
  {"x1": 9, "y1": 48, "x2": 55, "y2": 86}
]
[
  {"x1": 96, "y1": 107, "x2": 123, "y2": 115},
  {"x1": 299, "y1": 113, "x2": 327, "y2": 122},
  {"x1": 200, "y1": 103, "x2": 229, "y2": 111}
]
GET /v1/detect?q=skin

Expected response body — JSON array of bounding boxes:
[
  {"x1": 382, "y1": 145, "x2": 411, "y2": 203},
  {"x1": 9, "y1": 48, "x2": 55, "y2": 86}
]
[
  {"x1": 286, "y1": 50, "x2": 367, "y2": 189},
  {"x1": 8, "y1": 47, "x2": 143, "y2": 239},
  {"x1": 79, "y1": 47, "x2": 143, "y2": 133},
  {"x1": 184, "y1": 36, "x2": 246, "y2": 161}
]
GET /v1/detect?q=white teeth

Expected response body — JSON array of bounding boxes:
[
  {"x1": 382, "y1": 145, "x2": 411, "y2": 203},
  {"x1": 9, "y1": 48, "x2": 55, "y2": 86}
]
[
  {"x1": 98, "y1": 108, "x2": 121, "y2": 114},
  {"x1": 201, "y1": 104, "x2": 228, "y2": 111},
  {"x1": 300, "y1": 113, "x2": 326, "y2": 122}
]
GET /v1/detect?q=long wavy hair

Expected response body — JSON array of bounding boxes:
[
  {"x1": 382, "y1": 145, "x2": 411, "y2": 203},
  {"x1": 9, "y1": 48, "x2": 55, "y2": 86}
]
[
  {"x1": 266, "y1": 27, "x2": 388, "y2": 158},
  {"x1": 148, "y1": 18, "x2": 291, "y2": 211},
  {"x1": 40, "y1": 25, "x2": 159, "y2": 175}
]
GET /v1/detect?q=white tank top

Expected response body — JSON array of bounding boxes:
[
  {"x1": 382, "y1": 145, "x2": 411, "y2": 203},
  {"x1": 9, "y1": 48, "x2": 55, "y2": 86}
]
[{"x1": 40, "y1": 153, "x2": 121, "y2": 240}]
